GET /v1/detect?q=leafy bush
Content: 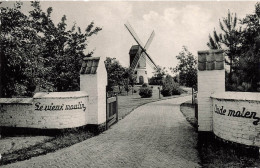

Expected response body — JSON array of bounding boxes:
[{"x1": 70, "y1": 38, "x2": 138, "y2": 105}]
[
  {"x1": 139, "y1": 86, "x2": 152, "y2": 98},
  {"x1": 149, "y1": 76, "x2": 163, "y2": 85},
  {"x1": 142, "y1": 83, "x2": 148, "y2": 87},
  {"x1": 161, "y1": 75, "x2": 182, "y2": 97},
  {"x1": 160, "y1": 86, "x2": 172, "y2": 97},
  {"x1": 124, "y1": 84, "x2": 132, "y2": 93},
  {"x1": 171, "y1": 82, "x2": 182, "y2": 95}
]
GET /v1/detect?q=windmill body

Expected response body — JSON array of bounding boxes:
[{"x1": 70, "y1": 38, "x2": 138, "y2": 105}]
[
  {"x1": 129, "y1": 45, "x2": 147, "y2": 84},
  {"x1": 125, "y1": 22, "x2": 157, "y2": 84}
]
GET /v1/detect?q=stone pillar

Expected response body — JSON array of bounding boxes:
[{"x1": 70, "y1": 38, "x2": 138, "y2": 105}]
[
  {"x1": 80, "y1": 57, "x2": 107, "y2": 126},
  {"x1": 197, "y1": 50, "x2": 225, "y2": 132}
]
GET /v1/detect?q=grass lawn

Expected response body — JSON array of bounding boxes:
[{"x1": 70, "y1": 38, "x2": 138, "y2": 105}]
[
  {"x1": 180, "y1": 100, "x2": 260, "y2": 168},
  {"x1": 1, "y1": 85, "x2": 188, "y2": 166},
  {"x1": 180, "y1": 100, "x2": 197, "y2": 129}
]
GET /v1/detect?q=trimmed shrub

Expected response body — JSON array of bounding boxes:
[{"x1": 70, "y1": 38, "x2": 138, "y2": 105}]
[
  {"x1": 142, "y1": 83, "x2": 148, "y2": 87},
  {"x1": 139, "y1": 86, "x2": 153, "y2": 98},
  {"x1": 172, "y1": 82, "x2": 182, "y2": 95},
  {"x1": 161, "y1": 75, "x2": 183, "y2": 97},
  {"x1": 160, "y1": 86, "x2": 172, "y2": 97}
]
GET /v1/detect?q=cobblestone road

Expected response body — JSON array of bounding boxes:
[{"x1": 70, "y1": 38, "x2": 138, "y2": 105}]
[{"x1": 3, "y1": 95, "x2": 201, "y2": 168}]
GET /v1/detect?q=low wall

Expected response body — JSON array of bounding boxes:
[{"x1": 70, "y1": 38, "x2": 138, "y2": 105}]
[
  {"x1": 0, "y1": 98, "x2": 33, "y2": 128},
  {"x1": 0, "y1": 91, "x2": 88, "y2": 129},
  {"x1": 211, "y1": 92, "x2": 260, "y2": 147}
]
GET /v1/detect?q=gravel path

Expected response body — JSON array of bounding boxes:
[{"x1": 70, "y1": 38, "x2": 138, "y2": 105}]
[{"x1": 3, "y1": 95, "x2": 200, "y2": 168}]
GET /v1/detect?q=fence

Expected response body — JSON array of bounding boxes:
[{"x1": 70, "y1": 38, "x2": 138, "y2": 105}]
[{"x1": 106, "y1": 93, "x2": 118, "y2": 128}]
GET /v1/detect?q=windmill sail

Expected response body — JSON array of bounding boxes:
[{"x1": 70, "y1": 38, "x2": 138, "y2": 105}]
[
  {"x1": 144, "y1": 31, "x2": 155, "y2": 50},
  {"x1": 143, "y1": 51, "x2": 157, "y2": 69},
  {"x1": 125, "y1": 21, "x2": 158, "y2": 70},
  {"x1": 130, "y1": 52, "x2": 141, "y2": 69},
  {"x1": 125, "y1": 22, "x2": 144, "y2": 48}
]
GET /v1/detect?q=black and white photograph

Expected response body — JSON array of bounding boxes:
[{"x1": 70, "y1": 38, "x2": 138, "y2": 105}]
[{"x1": 0, "y1": 1, "x2": 260, "y2": 167}]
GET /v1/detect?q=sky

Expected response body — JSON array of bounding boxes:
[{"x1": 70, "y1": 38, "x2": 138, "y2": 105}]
[{"x1": 1, "y1": 1, "x2": 257, "y2": 76}]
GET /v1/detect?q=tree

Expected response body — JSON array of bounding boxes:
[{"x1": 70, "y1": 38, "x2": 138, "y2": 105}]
[
  {"x1": 161, "y1": 75, "x2": 174, "y2": 97},
  {"x1": 0, "y1": 2, "x2": 41, "y2": 97},
  {"x1": 149, "y1": 66, "x2": 167, "y2": 85},
  {"x1": 207, "y1": 29, "x2": 222, "y2": 50},
  {"x1": 0, "y1": 2, "x2": 102, "y2": 97},
  {"x1": 28, "y1": 2, "x2": 101, "y2": 92},
  {"x1": 105, "y1": 57, "x2": 136, "y2": 94},
  {"x1": 105, "y1": 57, "x2": 126, "y2": 93},
  {"x1": 122, "y1": 68, "x2": 136, "y2": 95},
  {"x1": 174, "y1": 46, "x2": 197, "y2": 88},
  {"x1": 239, "y1": 2, "x2": 260, "y2": 91},
  {"x1": 207, "y1": 10, "x2": 242, "y2": 83}
]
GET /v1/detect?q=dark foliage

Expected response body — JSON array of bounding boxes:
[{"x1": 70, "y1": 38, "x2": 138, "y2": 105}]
[
  {"x1": 105, "y1": 57, "x2": 136, "y2": 94},
  {"x1": 139, "y1": 85, "x2": 153, "y2": 98},
  {"x1": 0, "y1": 2, "x2": 101, "y2": 97},
  {"x1": 173, "y1": 46, "x2": 197, "y2": 88},
  {"x1": 207, "y1": 3, "x2": 260, "y2": 92},
  {"x1": 161, "y1": 75, "x2": 182, "y2": 97},
  {"x1": 149, "y1": 66, "x2": 167, "y2": 85}
]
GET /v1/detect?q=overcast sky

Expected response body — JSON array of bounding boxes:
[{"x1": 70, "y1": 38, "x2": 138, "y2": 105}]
[{"x1": 2, "y1": 1, "x2": 257, "y2": 76}]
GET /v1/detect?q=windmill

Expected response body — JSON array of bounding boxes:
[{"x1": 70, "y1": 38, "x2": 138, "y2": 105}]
[{"x1": 124, "y1": 22, "x2": 158, "y2": 84}]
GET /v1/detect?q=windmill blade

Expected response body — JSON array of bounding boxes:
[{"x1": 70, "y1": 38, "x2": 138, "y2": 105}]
[
  {"x1": 139, "y1": 53, "x2": 156, "y2": 71},
  {"x1": 143, "y1": 51, "x2": 158, "y2": 70},
  {"x1": 144, "y1": 30, "x2": 155, "y2": 50},
  {"x1": 138, "y1": 52, "x2": 146, "y2": 68},
  {"x1": 132, "y1": 49, "x2": 157, "y2": 70},
  {"x1": 143, "y1": 54, "x2": 155, "y2": 70},
  {"x1": 132, "y1": 52, "x2": 146, "y2": 70},
  {"x1": 130, "y1": 47, "x2": 143, "y2": 69},
  {"x1": 130, "y1": 53, "x2": 140, "y2": 69},
  {"x1": 125, "y1": 21, "x2": 145, "y2": 48},
  {"x1": 136, "y1": 52, "x2": 146, "y2": 69},
  {"x1": 132, "y1": 52, "x2": 156, "y2": 70}
]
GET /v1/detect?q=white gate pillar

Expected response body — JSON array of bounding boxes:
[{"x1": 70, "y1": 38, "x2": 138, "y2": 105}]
[
  {"x1": 80, "y1": 57, "x2": 107, "y2": 129},
  {"x1": 197, "y1": 50, "x2": 225, "y2": 132}
]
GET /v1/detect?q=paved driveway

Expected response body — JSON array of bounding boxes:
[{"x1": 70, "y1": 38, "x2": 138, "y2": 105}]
[{"x1": 3, "y1": 95, "x2": 200, "y2": 168}]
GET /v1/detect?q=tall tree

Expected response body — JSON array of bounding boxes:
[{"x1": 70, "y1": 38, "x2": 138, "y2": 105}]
[
  {"x1": 239, "y1": 2, "x2": 260, "y2": 91},
  {"x1": 0, "y1": 2, "x2": 40, "y2": 97},
  {"x1": 174, "y1": 46, "x2": 197, "y2": 88},
  {"x1": 207, "y1": 10, "x2": 242, "y2": 82},
  {"x1": 105, "y1": 57, "x2": 126, "y2": 93},
  {"x1": 207, "y1": 29, "x2": 222, "y2": 50},
  {"x1": 149, "y1": 66, "x2": 167, "y2": 85},
  {"x1": 105, "y1": 57, "x2": 136, "y2": 94},
  {"x1": 0, "y1": 2, "x2": 102, "y2": 97},
  {"x1": 122, "y1": 68, "x2": 136, "y2": 95}
]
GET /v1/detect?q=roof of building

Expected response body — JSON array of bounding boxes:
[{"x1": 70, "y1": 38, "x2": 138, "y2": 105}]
[
  {"x1": 129, "y1": 45, "x2": 141, "y2": 55},
  {"x1": 80, "y1": 57, "x2": 100, "y2": 74}
]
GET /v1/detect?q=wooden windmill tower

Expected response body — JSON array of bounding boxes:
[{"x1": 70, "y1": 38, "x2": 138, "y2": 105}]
[{"x1": 125, "y1": 22, "x2": 158, "y2": 84}]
